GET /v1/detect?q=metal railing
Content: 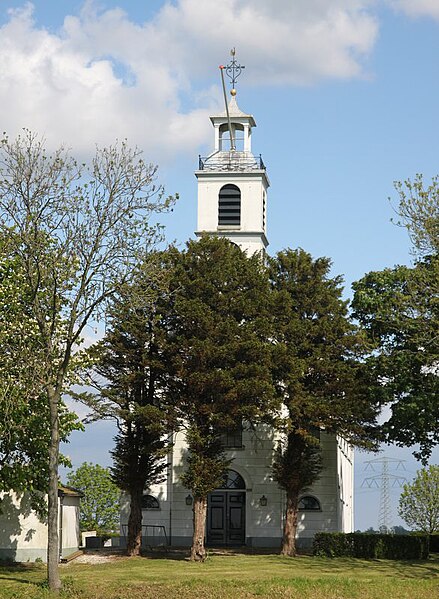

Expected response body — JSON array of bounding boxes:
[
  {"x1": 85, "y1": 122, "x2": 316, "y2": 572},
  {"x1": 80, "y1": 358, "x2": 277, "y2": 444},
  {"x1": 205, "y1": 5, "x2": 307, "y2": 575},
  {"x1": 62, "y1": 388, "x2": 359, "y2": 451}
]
[
  {"x1": 121, "y1": 524, "x2": 169, "y2": 550},
  {"x1": 198, "y1": 153, "x2": 265, "y2": 172}
]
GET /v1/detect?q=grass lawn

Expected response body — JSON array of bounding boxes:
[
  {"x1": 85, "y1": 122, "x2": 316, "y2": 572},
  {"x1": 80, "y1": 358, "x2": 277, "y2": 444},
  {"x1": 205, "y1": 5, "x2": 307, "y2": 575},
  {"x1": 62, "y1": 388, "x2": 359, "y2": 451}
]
[{"x1": 0, "y1": 552, "x2": 438, "y2": 599}]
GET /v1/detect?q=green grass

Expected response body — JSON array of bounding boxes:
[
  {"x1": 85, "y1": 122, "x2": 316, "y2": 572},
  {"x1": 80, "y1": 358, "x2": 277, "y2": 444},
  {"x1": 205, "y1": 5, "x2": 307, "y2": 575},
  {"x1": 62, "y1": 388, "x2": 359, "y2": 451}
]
[{"x1": 0, "y1": 553, "x2": 438, "y2": 598}]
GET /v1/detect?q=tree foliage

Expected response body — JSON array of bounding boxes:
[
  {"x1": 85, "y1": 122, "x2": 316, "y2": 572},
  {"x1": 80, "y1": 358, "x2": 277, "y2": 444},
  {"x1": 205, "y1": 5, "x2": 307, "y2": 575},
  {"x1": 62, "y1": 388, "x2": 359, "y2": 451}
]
[
  {"x1": 67, "y1": 463, "x2": 120, "y2": 533},
  {"x1": 352, "y1": 173, "x2": 439, "y2": 463},
  {"x1": 0, "y1": 237, "x2": 79, "y2": 516},
  {"x1": 352, "y1": 255, "x2": 439, "y2": 462},
  {"x1": 0, "y1": 130, "x2": 172, "y2": 589},
  {"x1": 166, "y1": 237, "x2": 278, "y2": 561},
  {"x1": 398, "y1": 465, "x2": 439, "y2": 534},
  {"x1": 82, "y1": 256, "x2": 174, "y2": 556},
  {"x1": 392, "y1": 174, "x2": 439, "y2": 257},
  {"x1": 269, "y1": 249, "x2": 381, "y2": 556}
]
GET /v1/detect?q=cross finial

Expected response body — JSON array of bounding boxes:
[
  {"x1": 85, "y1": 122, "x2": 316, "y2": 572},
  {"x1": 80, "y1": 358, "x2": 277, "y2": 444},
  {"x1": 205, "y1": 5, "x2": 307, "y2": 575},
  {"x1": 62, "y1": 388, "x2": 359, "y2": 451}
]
[{"x1": 225, "y1": 48, "x2": 245, "y2": 91}]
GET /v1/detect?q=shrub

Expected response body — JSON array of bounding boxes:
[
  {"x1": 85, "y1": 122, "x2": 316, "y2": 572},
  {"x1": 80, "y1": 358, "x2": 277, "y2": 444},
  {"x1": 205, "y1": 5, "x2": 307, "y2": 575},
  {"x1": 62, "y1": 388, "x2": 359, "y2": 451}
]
[
  {"x1": 429, "y1": 533, "x2": 439, "y2": 553},
  {"x1": 313, "y1": 532, "x2": 429, "y2": 560}
]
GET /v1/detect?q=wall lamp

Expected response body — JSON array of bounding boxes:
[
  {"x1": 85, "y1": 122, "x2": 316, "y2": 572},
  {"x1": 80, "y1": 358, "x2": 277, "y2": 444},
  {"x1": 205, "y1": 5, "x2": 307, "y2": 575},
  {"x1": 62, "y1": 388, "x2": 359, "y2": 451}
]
[
  {"x1": 259, "y1": 495, "x2": 268, "y2": 507},
  {"x1": 185, "y1": 494, "x2": 193, "y2": 506}
]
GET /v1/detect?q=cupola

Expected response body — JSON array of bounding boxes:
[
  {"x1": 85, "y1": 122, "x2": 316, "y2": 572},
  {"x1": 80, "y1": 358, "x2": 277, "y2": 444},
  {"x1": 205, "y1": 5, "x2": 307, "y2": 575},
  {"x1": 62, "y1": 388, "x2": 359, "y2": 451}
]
[{"x1": 195, "y1": 50, "x2": 270, "y2": 255}]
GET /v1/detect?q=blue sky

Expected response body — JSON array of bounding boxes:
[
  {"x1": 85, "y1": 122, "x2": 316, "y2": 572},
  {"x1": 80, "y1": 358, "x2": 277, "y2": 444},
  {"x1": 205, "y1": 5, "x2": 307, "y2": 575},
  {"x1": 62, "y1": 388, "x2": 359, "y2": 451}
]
[{"x1": 1, "y1": 0, "x2": 437, "y2": 531}]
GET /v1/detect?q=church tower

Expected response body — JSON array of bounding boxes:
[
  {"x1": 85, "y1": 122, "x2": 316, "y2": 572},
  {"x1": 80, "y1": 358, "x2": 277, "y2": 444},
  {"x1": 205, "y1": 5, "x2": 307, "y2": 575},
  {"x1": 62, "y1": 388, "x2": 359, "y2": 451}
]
[
  {"x1": 195, "y1": 51, "x2": 269, "y2": 255},
  {"x1": 121, "y1": 52, "x2": 354, "y2": 550}
]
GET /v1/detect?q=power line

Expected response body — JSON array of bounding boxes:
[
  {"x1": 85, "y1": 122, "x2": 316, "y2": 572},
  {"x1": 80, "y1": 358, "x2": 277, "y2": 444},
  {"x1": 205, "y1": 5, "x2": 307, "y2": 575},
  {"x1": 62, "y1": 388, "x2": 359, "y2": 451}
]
[{"x1": 361, "y1": 457, "x2": 407, "y2": 532}]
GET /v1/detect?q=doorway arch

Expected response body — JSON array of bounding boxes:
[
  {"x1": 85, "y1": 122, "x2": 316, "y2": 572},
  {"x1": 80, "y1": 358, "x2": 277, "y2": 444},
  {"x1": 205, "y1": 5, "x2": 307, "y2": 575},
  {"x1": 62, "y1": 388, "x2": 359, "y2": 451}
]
[{"x1": 207, "y1": 470, "x2": 246, "y2": 546}]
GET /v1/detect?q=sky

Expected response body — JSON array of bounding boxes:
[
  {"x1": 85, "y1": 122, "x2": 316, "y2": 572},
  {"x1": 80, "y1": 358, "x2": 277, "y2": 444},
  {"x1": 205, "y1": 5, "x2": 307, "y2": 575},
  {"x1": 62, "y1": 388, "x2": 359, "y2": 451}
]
[{"x1": 1, "y1": 0, "x2": 438, "y2": 531}]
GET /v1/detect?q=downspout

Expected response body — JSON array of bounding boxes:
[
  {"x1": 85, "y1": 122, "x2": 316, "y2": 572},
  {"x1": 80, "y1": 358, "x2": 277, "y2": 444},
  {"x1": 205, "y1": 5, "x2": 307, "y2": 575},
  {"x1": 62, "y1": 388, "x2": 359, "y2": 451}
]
[
  {"x1": 168, "y1": 432, "x2": 174, "y2": 545},
  {"x1": 58, "y1": 491, "x2": 64, "y2": 561}
]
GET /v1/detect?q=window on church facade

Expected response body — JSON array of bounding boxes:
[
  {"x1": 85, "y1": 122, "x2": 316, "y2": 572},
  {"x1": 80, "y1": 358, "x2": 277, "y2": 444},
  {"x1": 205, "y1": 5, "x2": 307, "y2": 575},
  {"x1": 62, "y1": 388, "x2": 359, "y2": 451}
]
[
  {"x1": 298, "y1": 496, "x2": 321, "y2": 511},
  {"x1": 220, "y1": 423, "x2": 243, "y2": 448},
  {"x1": 262, "y1": 190, "x2": 266, "y2": 229},
  {"x1": 141, "y1": 494, "x2": 160, "y2": 510},
  {"x1": 218, "y1": 470, "x2": 246, "y2": 489},
  {"x1": 218, "y1": 184, "x2": 241, "y2": 226}
]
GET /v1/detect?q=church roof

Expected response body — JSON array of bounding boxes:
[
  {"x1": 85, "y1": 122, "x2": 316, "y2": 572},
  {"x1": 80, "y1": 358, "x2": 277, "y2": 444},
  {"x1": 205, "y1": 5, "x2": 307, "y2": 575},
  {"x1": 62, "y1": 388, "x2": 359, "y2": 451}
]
[
  {"x1": 58, "y1": 484, "x2": 83, "y2": 498},
  {"x1": 210, "y1": 94, "x2": 256, "y2": 127},
  {"x1": 222, "y1": 95, "x2": 249, "y2": 117}
]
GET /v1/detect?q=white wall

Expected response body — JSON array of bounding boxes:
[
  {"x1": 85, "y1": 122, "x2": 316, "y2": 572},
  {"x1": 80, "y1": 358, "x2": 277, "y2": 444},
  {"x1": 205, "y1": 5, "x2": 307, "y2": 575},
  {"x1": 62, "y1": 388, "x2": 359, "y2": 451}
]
[
  {"x1": 0, "y1": 492, "x2": 81, "y2": 562},
  {"x1": 121, "y1": 428, "x2": 347, "y2": 548},
  {"x1": 196, "y1": 171, "x2": 269, "y2": 254},
  {"x1": 336, "y1": 436, "x2": 354, "y2": 532}
]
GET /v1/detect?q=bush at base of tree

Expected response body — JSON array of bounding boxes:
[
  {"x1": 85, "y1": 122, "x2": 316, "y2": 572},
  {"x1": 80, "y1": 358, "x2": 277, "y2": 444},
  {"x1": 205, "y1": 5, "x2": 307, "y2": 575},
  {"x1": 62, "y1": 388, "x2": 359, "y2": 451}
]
[
  {"x1": 313, "y1": 532, "x2": 429, "y2": 560},
  {"x1": 428, "y1": 534, "x2": 439, "y2": 553}
]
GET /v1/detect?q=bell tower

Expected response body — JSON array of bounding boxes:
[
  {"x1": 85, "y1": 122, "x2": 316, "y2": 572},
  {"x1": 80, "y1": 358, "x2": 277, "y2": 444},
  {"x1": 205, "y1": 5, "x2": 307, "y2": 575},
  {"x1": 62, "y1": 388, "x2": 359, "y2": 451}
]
[{"x1": 195, "y1": 50, "x2": 269, "y2": 255}]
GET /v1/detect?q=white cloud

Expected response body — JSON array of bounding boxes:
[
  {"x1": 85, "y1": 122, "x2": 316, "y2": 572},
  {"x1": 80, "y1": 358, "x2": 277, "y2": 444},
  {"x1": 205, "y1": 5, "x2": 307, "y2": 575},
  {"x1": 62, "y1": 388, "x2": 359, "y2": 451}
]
[
  {"x1": 389, "y1": 0, "x2": 439, "y2": 20},
  {"x1": 0, "y1": 1, "x2": 379, "y2": 160},
  {"x1": 154, "y1": 0, "x2": 378, "y2": 85},
  {"x1": 0, "y1": 2, "x2": 213, "y2": 160}
]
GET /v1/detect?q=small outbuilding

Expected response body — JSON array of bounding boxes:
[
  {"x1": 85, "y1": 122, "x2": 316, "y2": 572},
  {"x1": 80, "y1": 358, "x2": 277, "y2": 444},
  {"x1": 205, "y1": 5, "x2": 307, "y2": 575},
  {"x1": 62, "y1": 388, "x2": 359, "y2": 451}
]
[{"x1": 0, "y1": 485, "x2": 82, "y2": 562}]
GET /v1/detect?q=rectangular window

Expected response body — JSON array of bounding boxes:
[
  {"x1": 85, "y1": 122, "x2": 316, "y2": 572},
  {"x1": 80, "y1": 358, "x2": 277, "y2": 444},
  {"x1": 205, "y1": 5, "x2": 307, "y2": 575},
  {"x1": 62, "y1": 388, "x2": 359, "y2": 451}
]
[{"x1": 220, "y1": 424, "x2": 243, "y2": 448}]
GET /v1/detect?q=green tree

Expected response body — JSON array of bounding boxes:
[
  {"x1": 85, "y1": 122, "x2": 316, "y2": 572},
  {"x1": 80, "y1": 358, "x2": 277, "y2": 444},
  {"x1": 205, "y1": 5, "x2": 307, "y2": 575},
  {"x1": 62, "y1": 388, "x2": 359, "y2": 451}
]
[
  {"x1": 392, "y1": 174, "x2": 439, "y2": 256},
  {"x1": 0, "y1": 131, "x2": 172, "y2": 590},
  {"x1": 352, "y1": 173, "x2": 439, "y2": 463},
  {"x1": 82, "y1": 257, "x2": 174, "y2": 556},
  {"x1": 398, "y1": 465, "x2": 439, "y2": 533},
  {"x1": 269, "y1": 249, "x2": 381, "y2": 556},
  {"x1": 352, "y1": 255, "x2": 439, "y2": 462},
  {"x1": 0, "y1": 238, "x2": 79, "y2": 516},
  {"x1": 166, "y1": 237, "x2": 277, "y2": 561},
  {"x1": 67, "y1": 463, "x2": 120, "y2": 533}
]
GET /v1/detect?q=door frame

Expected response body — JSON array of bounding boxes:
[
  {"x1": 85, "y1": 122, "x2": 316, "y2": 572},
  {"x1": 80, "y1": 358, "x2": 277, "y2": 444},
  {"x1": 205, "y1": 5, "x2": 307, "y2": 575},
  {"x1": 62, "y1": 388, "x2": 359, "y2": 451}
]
[{"x1": 206, "y1": 469, "x2": 247, "y2": 547}]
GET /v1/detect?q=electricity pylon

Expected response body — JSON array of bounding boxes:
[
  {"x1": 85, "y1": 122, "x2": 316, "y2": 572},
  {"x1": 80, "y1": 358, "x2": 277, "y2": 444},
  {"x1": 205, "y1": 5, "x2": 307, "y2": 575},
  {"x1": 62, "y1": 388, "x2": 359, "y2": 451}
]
[{"x1": 361, "y1": 457, "x2": 407, "y2": 532}]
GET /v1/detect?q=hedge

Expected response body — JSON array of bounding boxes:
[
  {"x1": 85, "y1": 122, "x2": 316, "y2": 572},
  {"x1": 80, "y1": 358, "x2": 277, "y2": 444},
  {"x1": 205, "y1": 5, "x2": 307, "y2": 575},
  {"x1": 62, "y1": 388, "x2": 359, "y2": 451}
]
[
  {"x1": 313, "y1": 532, "x2": 429, "y2": 560},
  {"x1": 429, "y1": 534, "x2": 439, "y2": 553}
]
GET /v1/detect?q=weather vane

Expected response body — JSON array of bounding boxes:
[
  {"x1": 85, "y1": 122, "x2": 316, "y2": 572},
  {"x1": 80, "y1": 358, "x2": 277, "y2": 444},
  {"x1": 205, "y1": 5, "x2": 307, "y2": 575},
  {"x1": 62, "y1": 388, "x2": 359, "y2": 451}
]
[
  {"x1": 218, "y1": 49, "x2": 245, "y2": 151},
  {"x1": 224, "y1": 48, "x2": 245, "y2": 90}
]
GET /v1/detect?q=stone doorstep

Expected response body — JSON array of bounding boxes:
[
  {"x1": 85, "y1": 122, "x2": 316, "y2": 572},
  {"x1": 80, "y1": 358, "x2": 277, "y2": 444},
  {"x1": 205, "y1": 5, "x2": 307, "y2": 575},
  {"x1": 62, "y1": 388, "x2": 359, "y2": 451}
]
[{"x1": 60, "y1": 550, "x2": 83, "y2": 563}]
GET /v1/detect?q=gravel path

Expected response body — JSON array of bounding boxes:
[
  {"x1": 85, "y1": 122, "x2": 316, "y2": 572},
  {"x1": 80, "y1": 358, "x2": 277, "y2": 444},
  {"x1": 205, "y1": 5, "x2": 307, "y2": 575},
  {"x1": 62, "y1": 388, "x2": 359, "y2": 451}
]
[{"x1": 66, "y1": 550, "x2": 125, "y2": 564}]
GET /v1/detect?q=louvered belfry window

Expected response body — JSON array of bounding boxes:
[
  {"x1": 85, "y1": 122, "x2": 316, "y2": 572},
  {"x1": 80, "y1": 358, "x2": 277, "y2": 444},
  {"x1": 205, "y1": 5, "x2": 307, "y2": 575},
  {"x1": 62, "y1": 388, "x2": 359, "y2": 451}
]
[{"x1": 218, "y1": 184, "x2": 241, "y2": 226}]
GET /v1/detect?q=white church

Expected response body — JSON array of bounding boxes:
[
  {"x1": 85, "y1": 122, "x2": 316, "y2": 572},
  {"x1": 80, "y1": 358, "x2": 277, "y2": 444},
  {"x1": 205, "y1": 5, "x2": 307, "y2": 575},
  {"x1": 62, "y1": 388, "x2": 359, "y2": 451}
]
[{"x1": 121, "y1": 55, "x2": 354, "y2": 550}]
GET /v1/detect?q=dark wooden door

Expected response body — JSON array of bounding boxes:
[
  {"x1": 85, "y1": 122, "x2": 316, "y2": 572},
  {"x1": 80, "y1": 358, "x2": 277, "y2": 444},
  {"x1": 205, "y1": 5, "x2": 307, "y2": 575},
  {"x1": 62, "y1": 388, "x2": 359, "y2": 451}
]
[{"x1": 207, "y1": 491, "x2": 245, "y2": 546}]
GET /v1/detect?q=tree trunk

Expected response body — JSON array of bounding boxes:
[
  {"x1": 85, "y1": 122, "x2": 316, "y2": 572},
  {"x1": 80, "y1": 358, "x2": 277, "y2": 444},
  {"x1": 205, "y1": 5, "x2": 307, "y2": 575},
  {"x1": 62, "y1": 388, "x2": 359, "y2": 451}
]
[
  {"x1": 47, "y1": 386, "x2": 61, "y2": 591},
  {"x1": 190, "y1": 496, "x2": 207, "y2": 561},
  {"x1": 126, "y1": 488, "x2": 143, "y2": 556},
  {"x1": 280, "y1": 490, "x2": 299, "y2": 557}
]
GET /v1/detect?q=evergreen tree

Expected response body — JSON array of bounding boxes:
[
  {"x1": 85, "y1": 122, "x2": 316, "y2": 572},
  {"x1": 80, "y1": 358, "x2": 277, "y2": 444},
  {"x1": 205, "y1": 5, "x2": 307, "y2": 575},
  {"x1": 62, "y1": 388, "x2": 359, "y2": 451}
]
[
  {"x1": 269, "y1": 249, "x2": 380, "y2": 556},
  {"x1": 166, "y1": 237, "x2": 277, "y2": 561},
  {"x1": 84, "y1": 257, "x2": 174, "y2": 556}
]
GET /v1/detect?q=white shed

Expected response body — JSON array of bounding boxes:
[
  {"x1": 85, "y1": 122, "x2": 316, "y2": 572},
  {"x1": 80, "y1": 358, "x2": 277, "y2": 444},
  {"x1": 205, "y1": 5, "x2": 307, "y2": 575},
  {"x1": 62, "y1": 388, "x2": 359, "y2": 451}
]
[{"x1": 0, "y1": 485, "x2": 82, "y2": 562}]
